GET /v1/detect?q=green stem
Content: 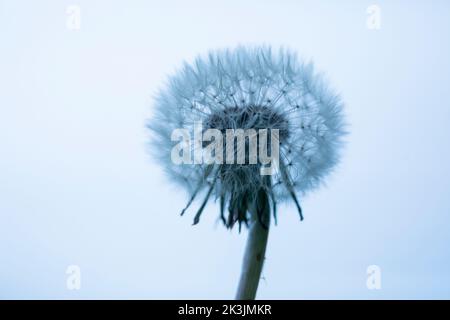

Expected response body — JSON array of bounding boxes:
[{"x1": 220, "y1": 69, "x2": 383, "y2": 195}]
[{"x1": 235, "y1": 192, "x2": 270, "y2": 300}]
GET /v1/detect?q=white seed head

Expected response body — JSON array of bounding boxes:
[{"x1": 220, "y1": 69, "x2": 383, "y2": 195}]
[{"x1": 148, "y1": 46, "x2": 346, "y2": 227}]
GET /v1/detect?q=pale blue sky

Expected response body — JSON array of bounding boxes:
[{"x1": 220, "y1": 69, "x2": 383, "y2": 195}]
[{"x1": 1, "y1": 0, "x2": 450, "y2": 299}]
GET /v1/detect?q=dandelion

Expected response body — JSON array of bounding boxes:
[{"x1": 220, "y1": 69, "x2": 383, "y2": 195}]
[{"x1": 148, "y1": 46, "x2": 346, "y2": 299}]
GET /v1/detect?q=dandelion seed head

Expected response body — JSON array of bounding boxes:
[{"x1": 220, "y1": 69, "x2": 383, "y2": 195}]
[{"x1": 148, "y1": 46, "x2": 346, "y2": 228}]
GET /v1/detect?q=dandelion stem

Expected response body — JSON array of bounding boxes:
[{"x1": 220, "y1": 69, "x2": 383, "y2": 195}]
[{"x1": 235, "y1": 191, "x2": 270, "y2": 300}]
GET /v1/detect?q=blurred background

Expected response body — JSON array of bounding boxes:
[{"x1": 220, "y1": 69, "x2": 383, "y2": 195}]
[{"x1": 1, "y1": 0, "x2": 450, "y2": 299}]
